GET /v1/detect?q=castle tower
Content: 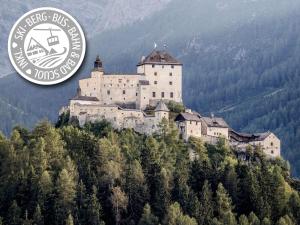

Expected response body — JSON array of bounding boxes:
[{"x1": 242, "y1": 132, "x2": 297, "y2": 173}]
[
  {"x1": 94, "y1": 55, "x2": 104, "y2": 72},
  {"x1": 154, "y1": 100, "x2": 170, "y2": 121},
  {"x1": 137, "y1": 49, "x2": 182, "y2": 106}
]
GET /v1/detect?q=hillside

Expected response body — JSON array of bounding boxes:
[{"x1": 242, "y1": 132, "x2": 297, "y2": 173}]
[
  {"x1": 0, "y1": 121, "x2": 299, "y2": 225},
  {"x1": 0, "y1": 0, "x2": 300, "y2": 177}
]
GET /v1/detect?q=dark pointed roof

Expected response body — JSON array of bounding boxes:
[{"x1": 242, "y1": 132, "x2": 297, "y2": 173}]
[
  {"x1": 229, "y1": 130, "x2": 272, "y2": 142},
  {"x1": 93, "y1": 55, "x2": 104, "y2": 71},
  {"x1": 175, "y1": 112, "x2": 202, "y2": 122},
  {"x1": 202, "y1": 116, "x2": 229, "y2": 128},
  {"x1": 137, "y1": 50, "x2": 182, "y2": 66},
  {"x1": 155, "y1": 100, "x2": 169, "y2": 112}
]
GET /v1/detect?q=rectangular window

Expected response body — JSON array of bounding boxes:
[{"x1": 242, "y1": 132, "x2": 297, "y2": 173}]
[
  {"x1": 161, "y1": 92, "x2": 165, "y2": 98},
  {"x1": 169, "y1": 72, "x2": 172, "y2": 76},
  {"x1": 154, "y1": 72, "x2": 157, "y2": 76},
  {"x1": 152, "y1": 65, "x2": 155, "y2": 68},
  {"x1": 136, "y1": 93, "x2": 138, "y2": 96},
  {"x1": 107, "y1": 90, "x2": 110, "y2": 95},
  {"x1": 169, "y1": 81, "x2": 173, "y2": 85},
  {"x1": 123, "y1": 90, "x2": 126, "y2": 95},
  {"x1": 171, "y1": 65, "x2": 174, "y2": 69},
  {"x1": 152, "y1": 92, "x2": 156, "y2": 97},
  {"x1": 154, "y1": 81, "x2": 158, "y2": 84},
  {"x1": 170, "y1": 92, "x2": 174, "y2": 98}
]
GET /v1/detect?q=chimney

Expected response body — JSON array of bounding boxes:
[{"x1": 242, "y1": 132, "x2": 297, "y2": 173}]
[{"x1": 185, "y1": 108, "x2": 192, "y2": 113}]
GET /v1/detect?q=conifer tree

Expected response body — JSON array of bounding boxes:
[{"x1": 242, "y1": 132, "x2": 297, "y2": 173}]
[
  {"x1": 55, "y1": 169, "x2": 77, "y2": 223},
  {"x1": 198, "y1": 180, "x2": 214, "y2": 225},
  {"x1": 248, "y1": 212, "x2": 260, "y2": 225},
  {"x1": 138, "y1": 204, "x2": 159, "y2": 225},
  {"x1": 65, "y1": 214, "x2": 74, "y2": 225},
  {"x1": 163, "y1": 202, "x2": 197, "y2": 225},
  {"x1": 33, "y1": 204, "x2": 43, "y2": 225},
  {"x1": 261, "y1": 218, "x2": 271, "y2": 225},
  {"x1": 7, "y1": 200, "x2": 21, "y2": 225},
  {"x1": 215, "y1": 183, "x2": 237, "y2": 225},
  {"x1": 239, "y1": 215, "x2": 250, "y2": 225},
  {"x1": 287, "y1": 192, "x2": 300, "y2": 224},
  {"x1": 87, "y1": 186, "x2": 104, "y2": 225},
  {"x1": 276, "y1": 215, "x2": 295, "y2": 225},
  {"x1": 111, "y1": 186, "x2": 128, "y2": 225},
  {"x1": 125, "y1": 160, "x2": 148, "y2": 222}
]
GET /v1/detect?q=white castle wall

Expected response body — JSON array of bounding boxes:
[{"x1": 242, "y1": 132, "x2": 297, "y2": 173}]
[{"x1": 137, "y1": 64, "x2": 182, "y2": 104}]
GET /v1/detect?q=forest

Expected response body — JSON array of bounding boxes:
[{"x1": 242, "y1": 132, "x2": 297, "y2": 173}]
[{"x1": 0, "y1": 118, "x2": 300, "y2": 225}]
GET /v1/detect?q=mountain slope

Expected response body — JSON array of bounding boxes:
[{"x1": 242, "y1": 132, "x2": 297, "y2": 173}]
[{"x1": 1, "y1": 0, "x2": 300, "y2": 176}]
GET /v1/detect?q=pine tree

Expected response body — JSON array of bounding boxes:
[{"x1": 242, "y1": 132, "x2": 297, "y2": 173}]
[
  {"x1": 138, "y1": 204, "x2": 159, "y2": 225},
  {"x1": 125, "y1": 160, "x2": 148, "y2": 222},
  {"x1": 55, "y1": 169, "x2": 77, "y2": 224},
  {"x1": 87, "y1": 186, "x2": 104, "y2": 225},
  {"x1": 261, "y1": 218, "x2": 271, "y2": 225},
  {"x1": 287, "y1": 192, "x2": 300, "y2": 224},
  {"x1": 111, "y1": 186, "x2": 128, "y2": 225},
  {"x1": 7, "y1": 200, "x2": 21, "y2": 225},
  {"x1": 198, "y1": 180, "x2": 214, "y2": 225},
  {"x1": 248, "y1": 212, "x2": 260, "y2": 225},
  {"x1": 65, "y1": 214, "x2": 74, "y2": 225},
  {"x1": 238, "y1": 215, "x2": 249, "y2": 225},
  {"x1": 163, "y1": 202, "x2": 197, "y2": 225},
  {"x1": 276, "y1": 215, "x2": 295, "y2": 225},
  {"x1": 33, "y1": 204, "x2": 43, "y2": 225},
  {"x1": 215, "y1": 183, "x2": 237, "y2": 225},
  {"x1": 23, "y1": 210, "x2": 33, "y2": 225}
]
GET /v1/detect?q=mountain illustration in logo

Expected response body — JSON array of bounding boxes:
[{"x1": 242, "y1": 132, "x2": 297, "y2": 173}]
[
  {"x1": 26, "y1": 37, "x2": 49, "y2": 59},
  {"x1": 25, "y1": 36, "x2": 67, "y2": 69}
]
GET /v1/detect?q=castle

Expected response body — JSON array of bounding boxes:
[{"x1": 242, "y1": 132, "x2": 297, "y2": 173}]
[{"x1": 64, "y1": 49, "x2": 281, "y2": 158}]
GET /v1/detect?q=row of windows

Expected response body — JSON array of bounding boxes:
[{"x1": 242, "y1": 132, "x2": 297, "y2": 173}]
[
  {"x1": 154, "y1": 72, "x2": 173, "y2": 76},
  {"x1": 152, "y1": 92, "x2": 174, "y2": 98},
  {"x1": 107, "y1": 90, "x2": 127, "y2": 95},
  {"x1": 154, "y1": 81, "x2": 173, "y2": 85},
  {"x1": 152, "y1": 64, "x2": 175, "y2": 69}
]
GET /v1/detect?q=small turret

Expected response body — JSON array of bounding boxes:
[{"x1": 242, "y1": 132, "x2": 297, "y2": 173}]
[
  {"x1": 155, "y1": 100, "x2": 170, "y2": 112},
  {"x1": 94, "y1": 55, "x2": 104, "y2": 72},
  {"x1": 155, "y1": 100, "x2": 170, "y2": 121}
]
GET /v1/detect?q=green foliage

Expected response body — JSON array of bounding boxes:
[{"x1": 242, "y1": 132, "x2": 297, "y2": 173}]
[
  {"x1": 138, "y1": 204, "x2": 159, "y2": 225},
  {"x1": 163, "y1": 202, "x2": 197, "y2": 225},
  {"x1": 0, "y1": 122, "x2": 299, "y2": 225}
]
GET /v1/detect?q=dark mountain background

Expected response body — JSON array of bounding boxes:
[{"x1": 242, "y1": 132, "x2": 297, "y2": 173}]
[{"x1": 1, "y1": 0, "x2": 300, "y2": 175}]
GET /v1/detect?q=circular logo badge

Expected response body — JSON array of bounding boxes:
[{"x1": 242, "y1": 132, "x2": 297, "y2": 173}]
[{"x1": 8, "y1": 7, "x2": 86, "y2": 85}]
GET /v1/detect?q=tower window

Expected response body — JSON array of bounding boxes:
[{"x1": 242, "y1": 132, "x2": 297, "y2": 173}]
[
  {"x1": 161, "y1": 92, "x2": 165, "y2": 98},
  {"x1": 169, "y1": 81, "x2": 173, "y2": 85},
  {"x1": 107, "y1": 90, "x2": 110, "y2": 95},
  {"x1": 154, "y1": 72, "x2": 157, "y2": 76},
  {"x1": 170, "y1": 92, "x2": 174, "y2": 98},
  {"x1": 123, "y1": 90, "x2": 126, "y2": 95},
  {"x1": 154, "y1": 81, "x2": 158, "y2": 84}
]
